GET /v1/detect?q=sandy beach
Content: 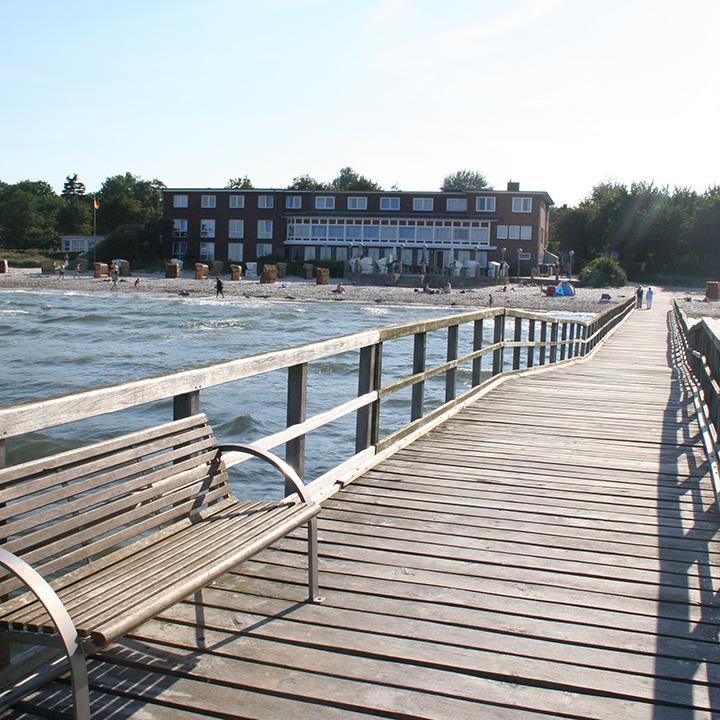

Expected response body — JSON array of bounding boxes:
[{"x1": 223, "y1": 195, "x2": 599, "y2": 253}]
[{"x1": 2, "y1": 267, "x2": 717, "y2": 318}]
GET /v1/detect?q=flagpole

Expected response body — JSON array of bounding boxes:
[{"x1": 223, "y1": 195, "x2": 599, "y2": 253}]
[{"x1": 92, "y1": 197, "x2": 98, "y2": 270}]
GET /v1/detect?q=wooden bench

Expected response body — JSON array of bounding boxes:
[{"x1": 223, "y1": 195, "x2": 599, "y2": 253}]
[{"x1": 0, "y1": 413, "x2": 321, "y2": 719}]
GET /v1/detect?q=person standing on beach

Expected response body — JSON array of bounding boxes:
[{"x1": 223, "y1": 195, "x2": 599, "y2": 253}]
[
  {"x1": 110, "y1": 264, "x2": 119, "y2": 290},
  {"x1": 215, "y1": 276, "x2": 224, "y2": 298},
  {"x1": 646, "y1": 287, "x2": 654, "y2": 310},
  {"x1": 635, "y1": 286, "x2": 644, "y2": 308}
]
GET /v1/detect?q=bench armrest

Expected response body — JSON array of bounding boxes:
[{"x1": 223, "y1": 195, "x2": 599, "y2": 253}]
[
  {"x1": 0, "y1": 548, "x2": 90, "y2": 719},
  {"x1": 217, "y1": 444, "x2": 314, "y2": 504}
]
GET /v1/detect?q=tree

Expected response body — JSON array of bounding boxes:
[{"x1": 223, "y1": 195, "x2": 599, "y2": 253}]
[
  {"x1": 580, "y1": 257, "x2": 627, "y2": 287},
  {"x1": 287, "y1": 174, "x2": 328, "y2": 190},
  {"x1": 330, "y1": 167, "x2": 382, "y2": 191},
  {"x1": 95, "y1": 173, "x2": 165, "y2": 234},
  {"x1": 441, "y1": 169, "x2": 490, "y2": 192},
  {"x1": 0, "y1": 181, "x2": 62, "y2": 249},
  {"x1": 226, "y1": 176, "x2": 253, "y2": 189},
  {"x1": 57, "y1": 197, "x2": 92, "y2": 235},
  {"x1": 61, "y1": 173, "x2": 86, "y2": 198}
]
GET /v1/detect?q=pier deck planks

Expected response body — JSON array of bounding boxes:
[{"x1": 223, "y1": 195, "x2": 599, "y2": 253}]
[{"x1": 10, "y1": 293, "x2": 720, "y2": 719}]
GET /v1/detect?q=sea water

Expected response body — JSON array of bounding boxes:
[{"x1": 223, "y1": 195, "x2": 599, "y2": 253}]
[{"x1": 0, "y1": 289, "x2": 588, "y2": 497}]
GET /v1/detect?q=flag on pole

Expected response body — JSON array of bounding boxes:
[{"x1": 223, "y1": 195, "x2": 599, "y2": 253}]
[{"x1": 93, "y1": 197, "x2": 100, "y2": 210}]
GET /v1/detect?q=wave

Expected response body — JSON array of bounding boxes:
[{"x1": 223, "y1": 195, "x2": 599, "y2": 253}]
[
  {"x1": 182, "y1": 318, "x2": 254, "y2": 331},
  {"x1": 0, "y1": 309, "x2": 30, "y2": 316}
]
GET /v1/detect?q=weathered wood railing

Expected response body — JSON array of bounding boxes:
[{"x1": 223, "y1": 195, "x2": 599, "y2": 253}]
[
  {"x1": 673, "y1": 302, "x2": 720, "y2": 439},
  {"x1": 0, "y1": 298, "x2": 635, "y2": 503}
]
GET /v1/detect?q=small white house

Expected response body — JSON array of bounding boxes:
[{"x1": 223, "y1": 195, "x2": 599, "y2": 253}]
[{"x1": 60, "y1": 235, "x2": 104, "y2": 253}]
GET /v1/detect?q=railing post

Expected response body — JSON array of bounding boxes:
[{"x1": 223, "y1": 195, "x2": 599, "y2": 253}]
[
  {"x1": 286, "y1": 363, "x2": 308, "y2": 490},
  {"x1": 173, "y1": 390, "x2": 200, "y2": 420},
  {"x1": 445, "y1": 324, "x2": 459, "y2": 402},
  {"x1": 580, "y1": 325, "x2": 588, "y2": 356},
  {"x1": 471, "y1": 319, "x2": 484, "y2": 386},
  {"x1": 356, "y1": 343, "x2": 382, "y2": 453},
  {"x1": 0, "y1": 439, "x2": 8, "y2": 670},
  {"x1": 539, "y1": 321, "x2": 548, "y2": 365},
  {"x1": 568, "y1": 324, "x2": 576, "y2": 359},
  {"x1": 512, "y1": 317, "x2": 522, "y2": 370},
  {"x1": 492, "y1": 311, "x2": 505, "y2": 376},
  {"x1": 560, "y1": 323, "x2": 568, "y2": 361},
  {"x1": 411, "y1": 332, "x2": 427, "y2": 421},
  {"x1": 527, "y1": 320, "x2": 536, "y2": 368},
  {"x1": 549, "y1": 322, "x2": 559, "y2": 364}
]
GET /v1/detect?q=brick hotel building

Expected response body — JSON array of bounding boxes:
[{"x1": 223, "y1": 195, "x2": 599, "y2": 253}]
[{"x1": 162, "y1": 182, "x2": 554, "y2": 275}]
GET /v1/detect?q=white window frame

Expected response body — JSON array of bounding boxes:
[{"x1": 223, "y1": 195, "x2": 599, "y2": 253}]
[
  {"x1": 380, "y1": 197, "x2": 400, "y2": 211},
  {"x1": 497, "y1": 225, "x2": 508, "y2": 240},
  {"x1": 512, "y1": 197, "x2": 532, "y2": 213},
  {"x1": 228, "y1": 242, "x2": 244, "y2": 262},
  {"x1": 228, "y1": 219, "x2": 244, "y2": 239},
  {"x1": 256, "y1": 242, "x2": 273, "y2": 257},
  {"x1": 285, "y1": 195, "x2": 302, "y2": 209},
  {"x1": 446, "y1": 198, "x2": 468, "y2": 212},
  {"x1": 315, "y1": 196, "x2": 335, "y2": 210},
  {"x1": 304, "y1": 246, "x2": 316, "y2": 261},
  {"x1": 475, "y1": 196, "x2": 496, "y2": 212},
  {"x1": 258, "y1": 195, "x2": 274, "y2": 209},
  {"x1": 347, "y1": 196, "x2": 368, "y2": 210},
  {"x1": 509, "y1": 225, "x2": 520, "y2": 240},
  {"x1": 200, "y1": 219, "x2": 215, "y2": 238},
  {"x1": 173, "y1": 194, "x2": 188, "y2": 208},
  {"x1": 229, "y1": 195, "x2": 245, "y2": 209},
  {"x1": 257, "y1": 219, "x2": 273, "y2": 239},
  {"x1": 201, "y1": 195, "x2": 216, "y2": 208},
  {"x1": 520, "y1": 225, "x2": 532, "y2": 240},
  {"x1": 173, "y1": 218, "x2": 188, "y2": 237},
  {"x1": 413, "y1": 197, "x2": 433, "y2": 211},
  {"x1": 199, "y1": 242, "x2": 215, "y2": 261},
  {"x1": 172, "y1": 240, "x2": 188, "y2": 257}
]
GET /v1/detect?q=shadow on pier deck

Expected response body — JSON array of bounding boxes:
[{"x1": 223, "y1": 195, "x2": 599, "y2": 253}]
[{"x1": 8, "y1": 293, "x2": 720, "y2": 720}]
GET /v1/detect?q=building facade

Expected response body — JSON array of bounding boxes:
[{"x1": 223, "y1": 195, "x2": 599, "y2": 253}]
[{"x1": 162, "y1": 182, "x2": 553, "y2": 274}]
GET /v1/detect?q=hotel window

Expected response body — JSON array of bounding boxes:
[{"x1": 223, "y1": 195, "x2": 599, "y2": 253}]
[
  {"x1": 413, "y1": 197, "x2": 433, "y2": 211},
  {"x1": 229, "y1": 195, "x2": 245, "y2": 209},
  {"x1": 398, "y1": 226, "x2": 415, "y2": 240},
  {"x1": 173, "y1": 194, "x2": 188, "y2": 208},
  {"x1": 201, "y1": 195, "x2": 216, "y2": 208},
  {"x1": 285, "y1": 195, "x2": 302, "y2": 209},
  {"x1": 471, "y1": 227, "x2": 490, "y2": 245},
  {"x1": 512, "y1": 197, "x2": 532, "y2": 213},
  {"x1": 380, "y1": 197, "x2": 400, "y2": 211},
  {"x1": 304, "y1": 247, "x2": 316, "y2": 261},
  {"x1": 257, "y1": 220, "x2": 273, "y2": 239},
  {"x1": 228, "y1": 243, "x2": 244, "y2": 262},
  {"x1": 475, "y1": 196, "x2": 496, "y2": 212},
  {"x1": 256, "y1": 243, "x2": 273, "y2": 257},
  {"x1": 258, "y1": 195, "x2": 274, "y2": 209},
  {"x1": 199, "y1": 242, "x2": 215, "y2": 261},
  {"x1": 497, "y1": 225, "x2": 509, "y2": 240},
  {"x1": 335, "y1": 247, "x2": 348, "y2": 262},
  {"x1": 228, "y1": 219, "x2": 244, "y2": 239},
  {"x1": 172, "y1": 240, "x2": 187, "y2": 257},
  {"x1": 315, "y1": 196, "x2": 335, "y2": 210},
  {"x1": 200, "y1": 219, "x2": 215, "y2": 238},
  {"x1": 446, "y1": 198, "x2": 468, "y2": 212},
  {"x1": 509, "y1": 225, "x2": 520, "y2": 240},
  {"x1": 319, "y1": 246, "x2": 332, "y2": 260},
  {"x1": 311, "y1": 225, "x2": 328, "y2": 239},
  {"x1": 173, "y1": 219, "x2": 188, "y2": 237},
  {"x1": 346, "y1": 225, "x2": 362, "y2": 240},
  {"x1": 521, "y1": 225, "x2": 532, "y2": 240},
  {"x1": 347, "y1": 196, "x2": 368, "y2": 210}
]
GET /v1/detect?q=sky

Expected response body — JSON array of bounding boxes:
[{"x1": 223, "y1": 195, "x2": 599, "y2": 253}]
[{"x1": 0, "y1": 0, "x2": 718, "y2": 206}]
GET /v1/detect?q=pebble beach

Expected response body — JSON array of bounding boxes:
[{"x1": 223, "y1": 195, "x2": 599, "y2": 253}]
[{"x1": 0, "y1": 267, "x2": 642, "y2": 314}]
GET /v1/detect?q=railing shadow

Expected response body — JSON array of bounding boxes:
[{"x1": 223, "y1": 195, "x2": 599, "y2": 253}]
[{"x1": 653, "y1": 312, "x2": 720, "y2": 719}]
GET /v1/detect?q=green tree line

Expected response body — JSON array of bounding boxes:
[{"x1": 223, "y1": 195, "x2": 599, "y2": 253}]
[{"x1": 551, "y1": 181, "x2": 720, "y2": 278}]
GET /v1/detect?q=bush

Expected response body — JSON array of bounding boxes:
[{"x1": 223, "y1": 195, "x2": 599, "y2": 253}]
[{"x1": 580, "y1": 257, "x2": 627, "y2": 288}]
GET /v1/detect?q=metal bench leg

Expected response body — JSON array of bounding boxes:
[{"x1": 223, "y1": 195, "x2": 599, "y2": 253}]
[{"x1": 308, "y1": 518, "x2": 323, "y2": 603}]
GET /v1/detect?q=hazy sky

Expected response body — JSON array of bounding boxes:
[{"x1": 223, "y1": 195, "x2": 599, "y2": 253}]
[{"x1": 1, "y1": 0, "x2": 717, "y2": 206}]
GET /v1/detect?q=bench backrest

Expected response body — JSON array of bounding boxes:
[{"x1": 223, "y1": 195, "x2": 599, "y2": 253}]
[{"x1": 0, "y1": 413, "x2": 232, "y2": 596}]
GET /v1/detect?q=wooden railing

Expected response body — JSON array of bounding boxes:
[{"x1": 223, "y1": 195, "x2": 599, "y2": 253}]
[
  {"x1": 0, "y1": 298, "x2": 635, "y2": 501},
  {"x1": 673, "y1": 302, "x2": 720, "y2": 438}
]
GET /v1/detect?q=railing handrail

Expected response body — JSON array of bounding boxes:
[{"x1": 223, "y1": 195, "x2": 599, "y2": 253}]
[{"x1": 0, "y1": 299, "x2": 635, "y2": 444}]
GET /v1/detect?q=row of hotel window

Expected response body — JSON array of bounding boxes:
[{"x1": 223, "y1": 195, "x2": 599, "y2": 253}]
[
  {"x1": 171, "y1": 242, "x2": 488, "y2": 266},
  {"x1": 173, "y1": 218, "x2": 533, "y2": 242},
  {"x1": 173, "y1": 194, "x2": 533, "y2": 213}
]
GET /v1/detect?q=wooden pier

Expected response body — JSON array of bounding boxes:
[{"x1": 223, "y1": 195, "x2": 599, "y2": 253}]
[{"x1": 3, "y1": 291, "x2": 720, "y2": 719}]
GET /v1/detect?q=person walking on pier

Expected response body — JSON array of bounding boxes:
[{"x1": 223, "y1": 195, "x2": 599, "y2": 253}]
[
  {"x1": 635, "y1": 286, "x2": 644, "y2": 309},
  {"x1": 646, "y1": 287, "x2": 654, "y2": 310}
]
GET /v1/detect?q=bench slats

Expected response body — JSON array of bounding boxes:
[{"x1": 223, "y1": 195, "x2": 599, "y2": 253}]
[
  {"x1": 0, "y1": 425, "x2": 217, "y2": 517},
  {"x1": 0, "y1": 414, "x2": 210, "y2": 486}
]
